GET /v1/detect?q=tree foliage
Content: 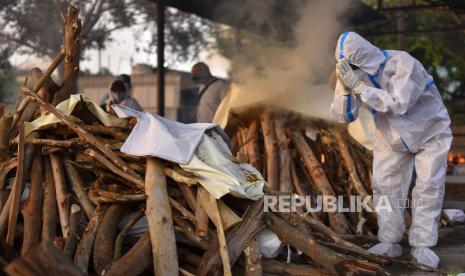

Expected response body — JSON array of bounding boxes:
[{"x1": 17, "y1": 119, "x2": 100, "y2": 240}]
[
  {"x1": 358, "y1": 0, "x2": 465, "y2": 106},
  {"x1": 0, "y1": 0, "x2": 213, "y2": 67}
]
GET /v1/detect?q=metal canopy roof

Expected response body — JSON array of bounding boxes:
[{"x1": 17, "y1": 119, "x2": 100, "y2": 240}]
[{"x1": 151, "y1": 0, "x2": 384, "y2": 42}]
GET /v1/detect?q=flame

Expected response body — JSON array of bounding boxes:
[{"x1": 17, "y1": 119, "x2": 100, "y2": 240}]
[
  {"x1": 320, "y1": 153, "x2": 325, "y2": 164},
  {"x1": 448, "y1": 152, "x2": 454, "y2": 162},
  {"x1": 449, "y1": 151, "x2": 465, "y2": 165},
  {"x1": 458, "y1": 154, "x2": 465, "y2": 165}
]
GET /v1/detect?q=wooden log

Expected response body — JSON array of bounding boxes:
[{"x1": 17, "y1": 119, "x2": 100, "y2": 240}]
[
  {"x1": 164, "y1": 167, "x2": 197, "y2": 186},
  {"x1": 244, "y1": 119, "x2": 262, "y2": 171},
  {"x1": 63, "y1": 160, "x2": 95, "y2": 218},
  {"x1": 291, "y1": 131, "x2": 351, "y2": 234},
  {"x1": 145, "y1": 158, "x2": 179, "y2": 276},
  {"x1": 177, "y1": 183, "x2": 196, "y2": 211},
  {"x1": 198, "y1": 198, "x2": 264, "y2": 276},
  {"x1": 84, "y1": 148, "x2": 144, "y2": 190},
  {"x1": 274, "y1": 116, "x2": 292, "y2": 192},
  {"x1": 52, "y1": 6, "x2": 81, "y2": 105},
  {"x1": 50, "y1": 152, "x2": 71, "y2": 238},
  {"x1": 5, "y1": 241, "x2": 85, "y2": 276},
  {"x1": 195, "y1": 187, "x2": 210, "y2": 237},
  {"x1": 244, "y1": 237, "x2": 262, "y2": 276},
  {"x1": 114, "y1": 207, "x2": 145, "y2": 261},
  {"x1": 0, "y1": 235, "x2": 18, "y2": 264},
  {"x1": 207, "y1": 193, "x2": 231, "y2": 276},
  {"x1": 290, "y1": 161, "x2": 305, "y2": 196},
  {"x1": 282, "y1": 212, "x2": 389, "y2": 265},
  {"x1": 264, "y1": 212, "x2": 344, "y2": 275},
  {"x1": 95, "y1": 190, "x2": 146, "y2": 203},
  {"x1": 0, "y1": 190, "x2": 9, "y2": 214},
  {"x1": 262, "y1": 259, "x2": 326, "y2": 276},
  {"x1": 0, "y1": 157, "x2": 17, "y2": 190},
  {"x1": 333, "y1": 129, "x2": 373, "y2": 211},
  {"x1": 0, "y1": 114, "x2": 12, "y2": 159},
  {"x1": 74, "y1": 205, "x2": 108, "y2": 273},
  {"x1": 21, "y1": 86, "x2": 141, "y2": 181},
  {"x1": 169, "y1": 196, "x2": 196, "y2": 223},
  {"x1": 105, "y1": 232, "x2": 152, "y2": 276},
  {"x1": 10, "y1": 49, "x2": 65, "y2": 133},
  {"x1": 197, "y1": 187, "x2": 241, "y2": 230},
  {"x1": 64, "y1": 204, "x2": 82, "y2": 258},
  {"x1": 173, "y1": 217, "x2": 210, "y2": 250},
  {"x1": 30, "y1": 67, "x2": 60, "y2": 106},
  {"x1": 27, "y1": 138, "x2": 80, "y2": 148},
  {"x1": 260, "y1": 110, "x2": 278, "y2": 190},
  {"x1": 21, "y1": 152, "x2": 44, "y2": 256},
  {"x1": 42, "y1": 156, "x2": 58, "y2": 242},
  {"x1": 6, "y1": 123, "x2": 26, "y2": 245},
  {"x1": 93, "y1": 204, "x2": 126, "y2": 274}
]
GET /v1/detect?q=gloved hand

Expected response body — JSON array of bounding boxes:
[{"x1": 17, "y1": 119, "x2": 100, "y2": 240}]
[{"x1": 336, "y1": 60, "x2": 365, "y2": 94}]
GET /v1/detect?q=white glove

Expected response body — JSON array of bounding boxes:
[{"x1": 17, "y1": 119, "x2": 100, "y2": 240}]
[{"x1": 336, "y1": 60, "x2": 365, "y2": 94}]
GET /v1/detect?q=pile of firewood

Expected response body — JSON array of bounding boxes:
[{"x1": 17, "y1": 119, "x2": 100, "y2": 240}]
[
  {"x1": 227, "y1": 107, "x2": 376, "y2": 236},
  {"x1": 0, "y1": 95, "x2": 398, "y2": 276}
]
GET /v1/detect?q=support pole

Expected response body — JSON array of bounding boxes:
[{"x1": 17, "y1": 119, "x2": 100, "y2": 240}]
[{"x1": 157, "y1": 0, "x2": 165, "y2": 116}]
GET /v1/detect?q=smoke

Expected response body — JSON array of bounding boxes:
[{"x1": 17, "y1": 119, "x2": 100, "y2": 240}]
[{"x1": 221, "y1": 0, "x2": 351, "y2": 116}]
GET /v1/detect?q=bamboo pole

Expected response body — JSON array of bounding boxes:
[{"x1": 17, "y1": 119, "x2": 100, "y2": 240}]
[{"x1": 145, "y1": 158, "x2": 179, "y2": 276}]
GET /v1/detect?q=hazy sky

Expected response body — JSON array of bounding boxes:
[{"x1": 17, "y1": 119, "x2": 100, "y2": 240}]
[{"x1": 9, "y1": 25, "x2": 230, "y2": 78}]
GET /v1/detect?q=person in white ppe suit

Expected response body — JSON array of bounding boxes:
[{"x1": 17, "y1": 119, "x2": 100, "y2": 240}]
[{"x1": 330, "y1": 31, "x2": 452, "y2": 269}]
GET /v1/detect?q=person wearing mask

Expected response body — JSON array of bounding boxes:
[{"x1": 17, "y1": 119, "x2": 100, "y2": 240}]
[
  {"x1": 105, "y1": 79, "x2": 143, "y2": 113},
  {"x1": 330, "y1": 31, "x2": 451, "y2": 269},
  {"x1": 191, "y1": 62, "x2": 229, "y2": 123},
  {"x1": 99, "y1": 74, "x2": 140, "y2": 110}
]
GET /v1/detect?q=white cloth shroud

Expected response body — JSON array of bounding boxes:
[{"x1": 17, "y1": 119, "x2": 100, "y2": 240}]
[
  {"x1": 113, "y1": 105, "x2": 265, "y2": 200},
  {"x1": 443, "y1": 209, "x2": 465, "y2": 223}
]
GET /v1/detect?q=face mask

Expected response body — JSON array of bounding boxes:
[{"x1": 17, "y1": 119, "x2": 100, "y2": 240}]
[
  {"x1": 192, "y1": 76, "x2": 202, "y2": 84},
  {"x1": 111, "y1": 92, "x2": 126, "y2": 102}
]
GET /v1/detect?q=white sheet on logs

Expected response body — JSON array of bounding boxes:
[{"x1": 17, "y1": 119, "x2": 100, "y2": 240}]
[
  {"x1": 113, "y1": 105, "x2": 265, "y2": 200},
  {"x1": 23, "y1": 94, "x2": 128, "y2": 139}
]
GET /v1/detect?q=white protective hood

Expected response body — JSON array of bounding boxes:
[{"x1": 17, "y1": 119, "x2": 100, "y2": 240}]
[{"x1": 335, "y1": 32, "x2": 385, "y2": 76}]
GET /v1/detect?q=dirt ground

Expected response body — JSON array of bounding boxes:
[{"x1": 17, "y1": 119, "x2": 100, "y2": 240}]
[{"x1": 349, "y1": 224, "x2": 465, "y2": 275}]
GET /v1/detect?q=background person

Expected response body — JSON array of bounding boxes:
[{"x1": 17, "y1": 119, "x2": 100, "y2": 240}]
[
  {"x1": 105, "y1": 79, "x2": 143, "y2": 114},
  {"x1": 191, "y1": 62, "x2": 229, "y2": 123}
]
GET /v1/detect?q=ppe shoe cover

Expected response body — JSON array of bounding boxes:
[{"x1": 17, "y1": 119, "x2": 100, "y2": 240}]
[
  {"x1": 367, "y1": 243, "x2": 402, "y2": 257},
  {"x1": 411, "y1": 247, "x2": 439, "y2": 270}
]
